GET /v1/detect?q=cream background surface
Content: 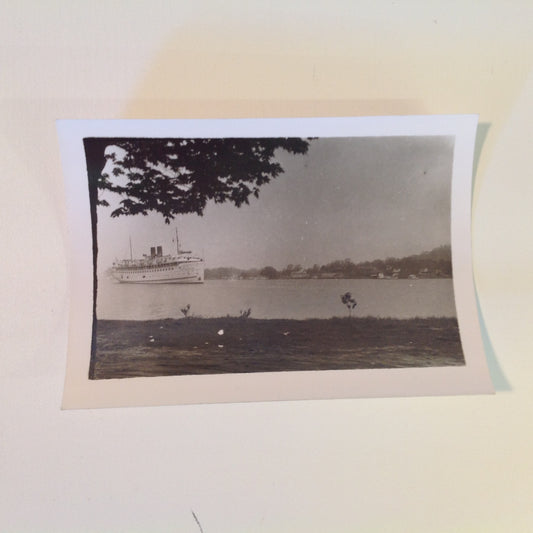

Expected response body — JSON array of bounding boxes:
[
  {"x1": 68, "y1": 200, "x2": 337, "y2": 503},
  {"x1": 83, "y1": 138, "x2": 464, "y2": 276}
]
[{"x1": 1, "y1": 2, "x2": 532, "y2": 532}]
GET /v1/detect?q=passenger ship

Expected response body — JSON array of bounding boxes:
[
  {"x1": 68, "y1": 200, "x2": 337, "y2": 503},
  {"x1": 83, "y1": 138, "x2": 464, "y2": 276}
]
[{"x1": 110, "y1": 230, "x2": 204, "y2": 284}]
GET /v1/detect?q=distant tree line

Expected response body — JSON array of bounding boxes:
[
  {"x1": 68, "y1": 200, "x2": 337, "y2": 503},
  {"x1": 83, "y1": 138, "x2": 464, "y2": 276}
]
[{"x1": 205, "y1": 245, "x2": 452, "y2": 280}]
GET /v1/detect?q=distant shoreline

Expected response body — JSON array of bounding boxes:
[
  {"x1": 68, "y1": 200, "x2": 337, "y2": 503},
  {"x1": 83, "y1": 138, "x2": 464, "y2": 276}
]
[
  {"x1": 204, "y1": 274, "x2": 452, "y2": 280},
  {"x1": 204, "y1": 244, "x2": 453, "y2": 281},
  {"x1": 91, "y1": 316, "x2": 464, "y2": 380}
]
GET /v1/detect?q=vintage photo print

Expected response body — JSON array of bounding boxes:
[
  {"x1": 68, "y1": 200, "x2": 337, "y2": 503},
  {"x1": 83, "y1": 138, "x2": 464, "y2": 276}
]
[{"x1": 58, "y1": 116, "x2": 493, "y2": 408}]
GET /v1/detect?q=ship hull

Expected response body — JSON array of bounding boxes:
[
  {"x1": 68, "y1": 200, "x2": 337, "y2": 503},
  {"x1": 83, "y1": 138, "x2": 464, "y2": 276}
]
[
  {"x1": 113, "y1": 276, "x2": 203, "y2": 285},
  {"x1": 111, "y1": 260, "x2": 204, "y2": 284}
]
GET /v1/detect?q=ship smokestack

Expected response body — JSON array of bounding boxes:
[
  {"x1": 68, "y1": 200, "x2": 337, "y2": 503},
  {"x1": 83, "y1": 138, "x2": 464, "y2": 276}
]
[
  {"x1": 157, "y1": 246, "x2": 163, "y2": 257},
  {"x1": 150, "y1": 247, "x2": 156, "y2": 258}
]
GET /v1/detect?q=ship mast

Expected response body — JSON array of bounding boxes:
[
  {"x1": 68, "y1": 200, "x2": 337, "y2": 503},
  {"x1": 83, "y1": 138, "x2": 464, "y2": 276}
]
[
  {"x1": 129, "y1": 236, "x2": 133, "y2": 260},
  {"x1": 175, "y1": 227, "x2": 179, "y2": 254}
]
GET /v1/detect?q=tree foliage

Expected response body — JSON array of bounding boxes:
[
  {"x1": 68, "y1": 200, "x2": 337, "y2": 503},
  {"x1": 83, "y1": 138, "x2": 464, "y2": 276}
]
[
  {"x1": 259, "y1": 266, "x2": 279, "y2": 280},
  {"x1": 341, "y1": 292, "x2": 357, "y2": 317},
  {"x1": 84, "y1": 137, "x2": 310, "y2": 223}
]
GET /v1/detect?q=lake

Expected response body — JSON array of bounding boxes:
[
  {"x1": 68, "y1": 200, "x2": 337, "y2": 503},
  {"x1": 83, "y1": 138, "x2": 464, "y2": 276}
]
[{"x1": 96, "y1": 278, "x2": 457, "y2": 321}]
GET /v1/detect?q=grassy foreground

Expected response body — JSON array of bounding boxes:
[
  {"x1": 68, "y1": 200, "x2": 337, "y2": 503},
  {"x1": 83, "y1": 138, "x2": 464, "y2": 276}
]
[{"x1": 91, "y1": 316, "x2": 465, "y2": 379}]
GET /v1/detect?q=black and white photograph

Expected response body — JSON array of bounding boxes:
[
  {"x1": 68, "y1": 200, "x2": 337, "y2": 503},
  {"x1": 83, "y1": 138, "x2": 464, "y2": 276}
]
[{"x1": 58, "y1": 116, "x2": 490, "y2": 407}]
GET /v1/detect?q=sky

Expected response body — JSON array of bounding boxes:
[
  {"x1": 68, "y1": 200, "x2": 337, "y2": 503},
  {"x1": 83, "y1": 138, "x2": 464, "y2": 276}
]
[{"x1": 96, "y1": 135, "x2": 454, "y2": 272}]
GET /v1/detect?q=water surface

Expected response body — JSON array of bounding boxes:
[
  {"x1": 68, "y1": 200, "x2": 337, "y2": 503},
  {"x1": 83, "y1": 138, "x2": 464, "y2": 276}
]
[{"x1": 96, "y1": 278, "x2": 457, "y2": 321}]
